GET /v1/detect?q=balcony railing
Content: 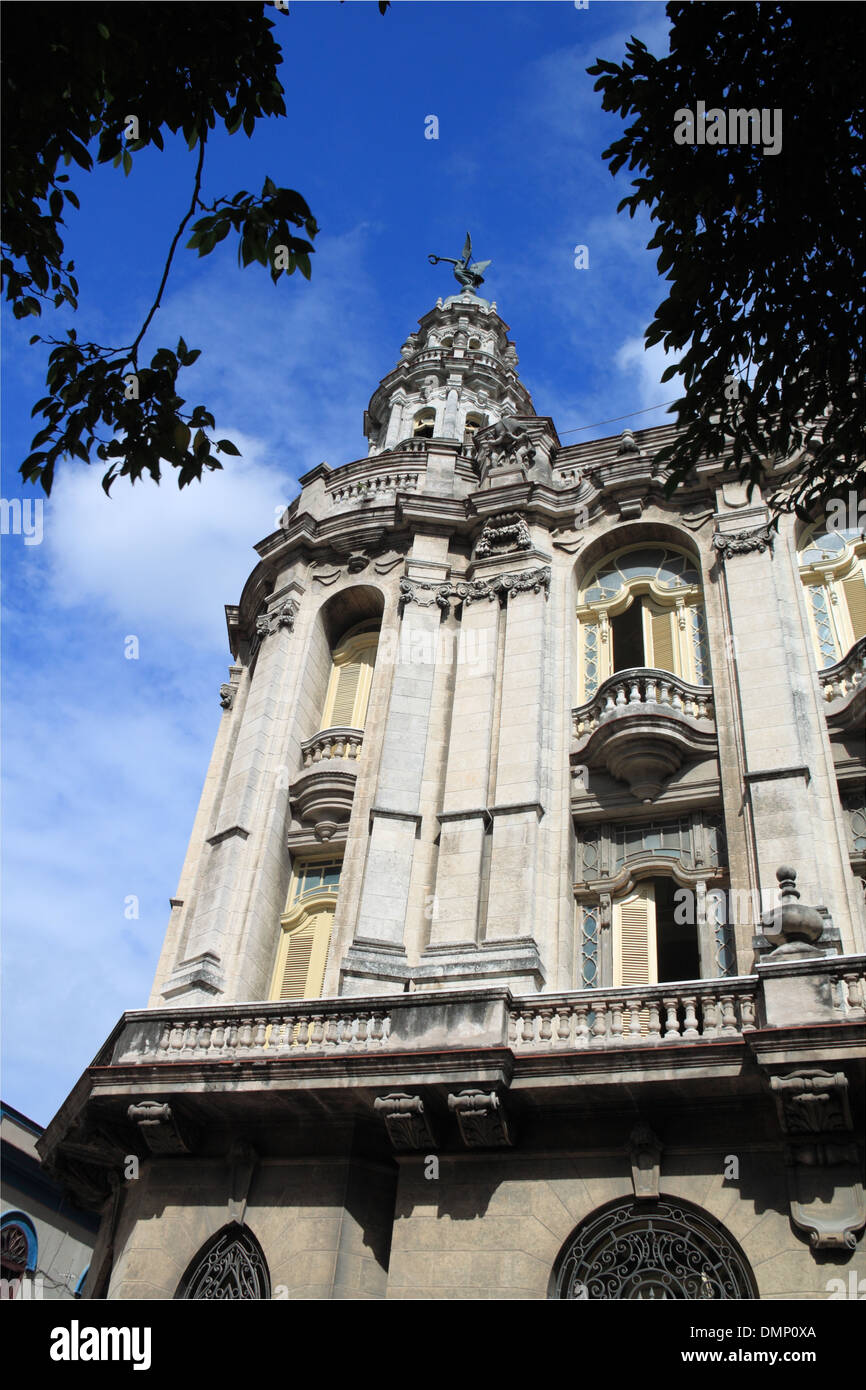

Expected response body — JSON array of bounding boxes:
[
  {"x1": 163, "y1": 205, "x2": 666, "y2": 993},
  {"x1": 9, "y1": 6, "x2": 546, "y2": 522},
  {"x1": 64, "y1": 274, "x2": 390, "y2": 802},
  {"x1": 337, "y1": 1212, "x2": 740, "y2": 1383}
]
[
  {"x1": 509, "y1": 978, "x2": 757, "y2": 1047},
  {"x1": 300, "y1": 727, "x2": 363, "y2": 768},
  {"x1": 574, "y1": 669, "x2": 714, "y2": 740},
  {"x1": 106, "y1": 957, "x2": 866, "y2": 1069},
  {"x1": 819, "y1": 636, "x2": 866, "y2": 704}
]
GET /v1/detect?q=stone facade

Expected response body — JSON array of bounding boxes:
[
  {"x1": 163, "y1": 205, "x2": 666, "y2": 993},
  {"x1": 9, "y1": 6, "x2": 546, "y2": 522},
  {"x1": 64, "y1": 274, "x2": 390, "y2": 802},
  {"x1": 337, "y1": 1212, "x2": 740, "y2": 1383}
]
[{"x1": 38, "y1": 288, "x2": 865, "y2": 1300}]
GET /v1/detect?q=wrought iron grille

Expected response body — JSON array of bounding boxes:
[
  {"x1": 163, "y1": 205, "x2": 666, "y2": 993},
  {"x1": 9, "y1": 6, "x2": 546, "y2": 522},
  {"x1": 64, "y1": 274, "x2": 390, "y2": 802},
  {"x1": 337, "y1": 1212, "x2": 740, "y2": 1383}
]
[
  {"x1": 555, "y1": 1199, "x2": 756, "y2": 1300},
  {"x1": 176, "y1": 1225, "x2": 270, "y2": 1301}
]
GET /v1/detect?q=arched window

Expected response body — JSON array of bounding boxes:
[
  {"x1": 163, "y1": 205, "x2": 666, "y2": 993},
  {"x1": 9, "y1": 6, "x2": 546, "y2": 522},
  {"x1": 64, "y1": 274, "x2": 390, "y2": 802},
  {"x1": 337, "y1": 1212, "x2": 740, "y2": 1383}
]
[
  {"x1": 1, "y1": 1213, "x2": 37, "y2": 1299},
  {"x1": 412, "y1": 408, "x2": 436, "y2": 439},
  {"x1": 463, "y1": 412, "x2": 486, "y2": 447},
  {"x1": 551, "y1": 1197, "x2": 757, "y2": 1300},
  {"x1": 175, "y1": 1223, "x2": 270, "y2": 1300},
  {"x1": 319, "y1": 623, "x2": 379, "y2": 731},
  {"x1": 577, "y1": 545, "x2": 709, "y2": 700},
  {"x1": 797, "y1": 522, "x2": 866, "y2": 667},
  {"x1": 270, "y1": 857, "x2": 341, "y2": 1001}
]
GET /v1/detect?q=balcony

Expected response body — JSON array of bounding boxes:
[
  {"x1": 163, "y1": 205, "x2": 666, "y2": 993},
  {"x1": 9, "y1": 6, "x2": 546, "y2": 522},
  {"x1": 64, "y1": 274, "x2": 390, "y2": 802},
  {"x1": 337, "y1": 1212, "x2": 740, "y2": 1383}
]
[
  {"x1": 572, "y1": 668, "x2": 716, "y2": 802},
  {"x1": 819, "y1": 637, "x2": 866, "y2": 732},
  {"x1": 39, "y1": 956, "x2": 866, "y2": 1207},
  {"x1": 290, "y1": 727, "x2": 363, "y2": 841}
]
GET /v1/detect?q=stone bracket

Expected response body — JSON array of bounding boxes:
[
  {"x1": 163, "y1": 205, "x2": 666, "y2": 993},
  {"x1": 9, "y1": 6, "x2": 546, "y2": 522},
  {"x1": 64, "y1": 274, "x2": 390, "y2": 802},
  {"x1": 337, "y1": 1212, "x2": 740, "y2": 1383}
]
[
  {"x1": 768, "y1": 1069, "x2": 866, "y2": 1250},
  {"x1": 127, "y1": 1101, "x2": 196, "y2": 1155},
  {"x1": 628, "y1": 1123, "x2": 663, "y2": 1200},
  {"x1": 374, "y1": 1093, "x2": 437, "y2": 1151},
  {"x1": 227, "y1": 1139, "x2": 258, "y2": 1226},
  {"x1": 448, "y1": 1089, "x2": 513, "y2": 1148}
]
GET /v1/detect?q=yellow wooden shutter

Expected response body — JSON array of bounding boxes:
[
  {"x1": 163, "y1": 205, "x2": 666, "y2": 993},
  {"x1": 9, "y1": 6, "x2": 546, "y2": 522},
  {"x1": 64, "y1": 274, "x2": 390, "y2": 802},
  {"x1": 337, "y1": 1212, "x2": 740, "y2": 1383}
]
[
  {"x1": 647, "y1": 605, "x2": 677, "y2": 673},
  {"x1": 615, "y1": 885, "x2": 657, "y2": 987},
  {"x1": 330, "y1": 661, "x2": 362, "y2": 725},
  {"x1": 842, "y1": 574, "x2": 866, "y2": 641},
  {"x1": 279, "y1": 921, "x2": 317, "y2": 1000}
]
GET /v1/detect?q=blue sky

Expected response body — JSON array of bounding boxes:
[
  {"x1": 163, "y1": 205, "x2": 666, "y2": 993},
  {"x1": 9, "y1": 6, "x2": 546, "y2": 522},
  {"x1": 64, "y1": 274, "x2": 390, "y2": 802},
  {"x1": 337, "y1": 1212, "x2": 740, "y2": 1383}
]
[{"x1": 1, "y1": 0, "x2": 675, "y2": 1124}]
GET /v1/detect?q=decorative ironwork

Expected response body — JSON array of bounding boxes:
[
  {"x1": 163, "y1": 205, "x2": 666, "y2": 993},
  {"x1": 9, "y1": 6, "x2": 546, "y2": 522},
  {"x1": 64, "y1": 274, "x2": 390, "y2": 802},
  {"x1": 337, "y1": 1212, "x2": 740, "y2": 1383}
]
[
  {"x1": 554, "y1": 1198, "x2": 756, "y2": 1300},
  {"x1": 1, "y1": 1223, "x2": 29, "y2": 1275},
  {"x1": 176, "y1": 1225, "x2": 270, "y2": 1300}
]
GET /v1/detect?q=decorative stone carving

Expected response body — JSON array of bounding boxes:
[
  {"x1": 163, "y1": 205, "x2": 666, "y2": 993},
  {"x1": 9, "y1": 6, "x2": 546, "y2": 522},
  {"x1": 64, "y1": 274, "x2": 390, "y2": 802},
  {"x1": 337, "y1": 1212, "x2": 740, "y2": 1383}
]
[
  {"x1": 374, "y1": 1093, "x2": 437, "y2": 1151},
  {"x1": 711, "y1": 525, "x2": 775, "y2": 558},
  {"x1": 255, "y1": 599, "x2": 298, "y2": 639},
  {"x1": 628, "y1": 1123, "x2": 663, "y2": 1200},
  {"x1": 219, "y1": 683, "x2": 234, "y2": 709},
  {"x1": 474, "y1": 512, "x2": 532, "y2": 558},
  {"x1": 769, "y1": 1069, "x2": 866, "y2": 1250},
  {"x1": 127, "y1": 1101, "x2": 195, "y2": 1155},
  {"x1": 448, "y1": 1089, "x2": 513, "y2": 1148},
  {"x1": 398, "y1": 566, "x2": 551, "y2": 615},
  {"x1": 475, "y1": 415, "x2": 536, "y2": 476}
]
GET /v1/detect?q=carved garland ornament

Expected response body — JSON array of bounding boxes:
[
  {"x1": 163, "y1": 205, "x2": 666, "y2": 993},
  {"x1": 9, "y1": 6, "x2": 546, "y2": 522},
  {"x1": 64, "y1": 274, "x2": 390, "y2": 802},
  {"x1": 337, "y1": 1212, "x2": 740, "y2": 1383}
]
[
  {"x1": 399, "y1": 566, "x2": 551, "y2": 614},
  {"x1": 475, "y1": 512, "x2": 532, "y2": 558},
  {"x1": 711, "y1": 526, "x2": 775, "y2": 558}
]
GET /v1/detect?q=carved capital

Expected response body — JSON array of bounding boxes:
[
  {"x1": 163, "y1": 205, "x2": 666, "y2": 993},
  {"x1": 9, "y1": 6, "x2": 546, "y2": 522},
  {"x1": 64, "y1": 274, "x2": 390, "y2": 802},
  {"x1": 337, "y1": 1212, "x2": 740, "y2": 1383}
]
[
  {"x1": 374, "y1": 1093, "x2": 437, "y2": 1151},
  {"x1": 255, "y1": 599, "x2": 299, "y2": 640},
  {"x1": 448, "y1": 1089, "x2": 513, "y2": 1148}
]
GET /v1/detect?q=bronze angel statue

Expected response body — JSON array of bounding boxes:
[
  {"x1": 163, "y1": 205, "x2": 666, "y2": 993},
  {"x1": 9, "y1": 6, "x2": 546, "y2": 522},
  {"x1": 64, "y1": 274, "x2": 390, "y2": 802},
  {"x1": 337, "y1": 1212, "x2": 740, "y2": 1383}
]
[{"x1": 428, "y1": 233, "x2": 491, "y2": 293}]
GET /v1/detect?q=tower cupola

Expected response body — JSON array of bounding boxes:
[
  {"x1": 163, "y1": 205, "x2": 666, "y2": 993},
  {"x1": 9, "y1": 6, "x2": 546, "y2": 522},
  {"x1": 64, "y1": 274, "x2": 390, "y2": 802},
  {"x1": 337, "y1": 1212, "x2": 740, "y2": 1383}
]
[{"x1": 364, "y1": 241, "x2": 534, "y2": 455}]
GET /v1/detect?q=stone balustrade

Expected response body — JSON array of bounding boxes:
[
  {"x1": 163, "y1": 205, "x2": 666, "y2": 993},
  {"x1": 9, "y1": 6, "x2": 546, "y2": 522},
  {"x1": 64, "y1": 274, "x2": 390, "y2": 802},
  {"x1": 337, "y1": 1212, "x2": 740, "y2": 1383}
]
[
  {"x1": 329, "y1": 470, "x2": 420, "y2": 504},
  {"x1": 573, "y1": 668, "x2": 714, "y2": 740},
  {"x1": 509, "y1": 978, "x2": 758, "y2": 1048},
  {"x1": 106, "y1": 958, "x2": 866, "y2": 1068},
  {"x1": 300, "y1": 727, "x2": 363, "y2": 768},
  {"x1": 819, "y1": 636, "x2": 866, "y2": 704}
]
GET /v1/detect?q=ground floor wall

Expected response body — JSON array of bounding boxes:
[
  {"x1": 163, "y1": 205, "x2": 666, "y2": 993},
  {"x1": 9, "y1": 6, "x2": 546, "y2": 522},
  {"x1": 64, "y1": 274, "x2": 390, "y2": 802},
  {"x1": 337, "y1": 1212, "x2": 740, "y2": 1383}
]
[{"x1": 91, "y1": 1144, "x2": 864, "y2": 1301}]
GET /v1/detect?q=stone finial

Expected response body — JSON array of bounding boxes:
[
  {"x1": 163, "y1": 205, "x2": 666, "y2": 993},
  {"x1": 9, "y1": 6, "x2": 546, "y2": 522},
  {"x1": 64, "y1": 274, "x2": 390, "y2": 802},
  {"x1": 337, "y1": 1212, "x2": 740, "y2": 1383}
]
[
  {"x1": 760, "y1": 865, "x2": 825, "y2": 946},
  {"x1": 617, "y1": 428, "x2": 641, "y2": 456}
]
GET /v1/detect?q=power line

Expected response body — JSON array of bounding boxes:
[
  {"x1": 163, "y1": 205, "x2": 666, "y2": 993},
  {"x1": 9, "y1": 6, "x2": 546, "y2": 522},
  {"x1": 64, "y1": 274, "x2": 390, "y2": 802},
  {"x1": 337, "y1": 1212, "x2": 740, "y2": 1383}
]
[{"x1": 559, "y1": 400, "x2": 680, "y2": 437}]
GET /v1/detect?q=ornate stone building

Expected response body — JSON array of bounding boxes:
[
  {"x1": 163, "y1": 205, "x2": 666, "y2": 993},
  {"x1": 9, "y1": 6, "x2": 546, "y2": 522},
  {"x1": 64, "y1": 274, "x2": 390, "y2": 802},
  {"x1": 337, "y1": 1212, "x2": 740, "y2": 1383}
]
[{"x1": 40, "y1": 276, "x2": 865, "y2": 1300}]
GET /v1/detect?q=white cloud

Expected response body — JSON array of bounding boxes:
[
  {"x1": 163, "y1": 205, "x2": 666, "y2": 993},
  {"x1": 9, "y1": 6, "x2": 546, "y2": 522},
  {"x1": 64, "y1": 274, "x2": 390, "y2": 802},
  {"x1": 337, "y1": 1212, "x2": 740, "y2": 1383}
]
[
  {"x1": 615, "y1": 333, "x2": 681, "y2": 418},
  {"x1": 40, "y1": 430, "x2": 290, "y2": 649}
]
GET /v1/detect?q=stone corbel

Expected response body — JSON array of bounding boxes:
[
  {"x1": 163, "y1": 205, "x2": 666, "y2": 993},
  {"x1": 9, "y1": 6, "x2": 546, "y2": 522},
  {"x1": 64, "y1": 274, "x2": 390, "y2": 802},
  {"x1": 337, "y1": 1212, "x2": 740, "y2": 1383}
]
[
  {"x1": 227, "y1": 1140, "x2": 258, "y2": 1226},
  {"x1": 448, "y1": 1090, "x2": 513, "y2": 1148},
  {"x1": 127, "y1": 1101, "x2": 196, "y2": 1155},
  {"x1": 373, "y1": 1094, "x2": 437, "y2": 1151},
  {"x1": 769, "y1": 1069, "x2": 866, "y2": 1250},
  {"x1": 628, "y1": 1124, "x2": 663, "y2": 1200}
]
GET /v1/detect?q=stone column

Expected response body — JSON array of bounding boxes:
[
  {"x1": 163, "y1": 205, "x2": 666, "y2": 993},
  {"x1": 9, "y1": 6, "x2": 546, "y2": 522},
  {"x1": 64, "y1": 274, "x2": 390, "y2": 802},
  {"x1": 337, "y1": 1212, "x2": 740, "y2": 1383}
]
[
  {"x1": 159, "y1": 593, "x2": 302, "y2": 1003},
  {"x1": 482, "y1": 568, "x2": 551, "y2": 983},
  {"x1": 713, "y1": 510, "x2": 862, "y2": 954},
  {"x1": 384, "y1": 394, "x2": 407, "y2": 449},
  {"x1": 426, "y1": 597, "x2": 501, "y2": 948},
  {"x1": 441, "y1": 385, "x2": 460, "y2": 440},
  {"x1": 343, "y1": 569, "x2": 446, "y2": 991}
]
